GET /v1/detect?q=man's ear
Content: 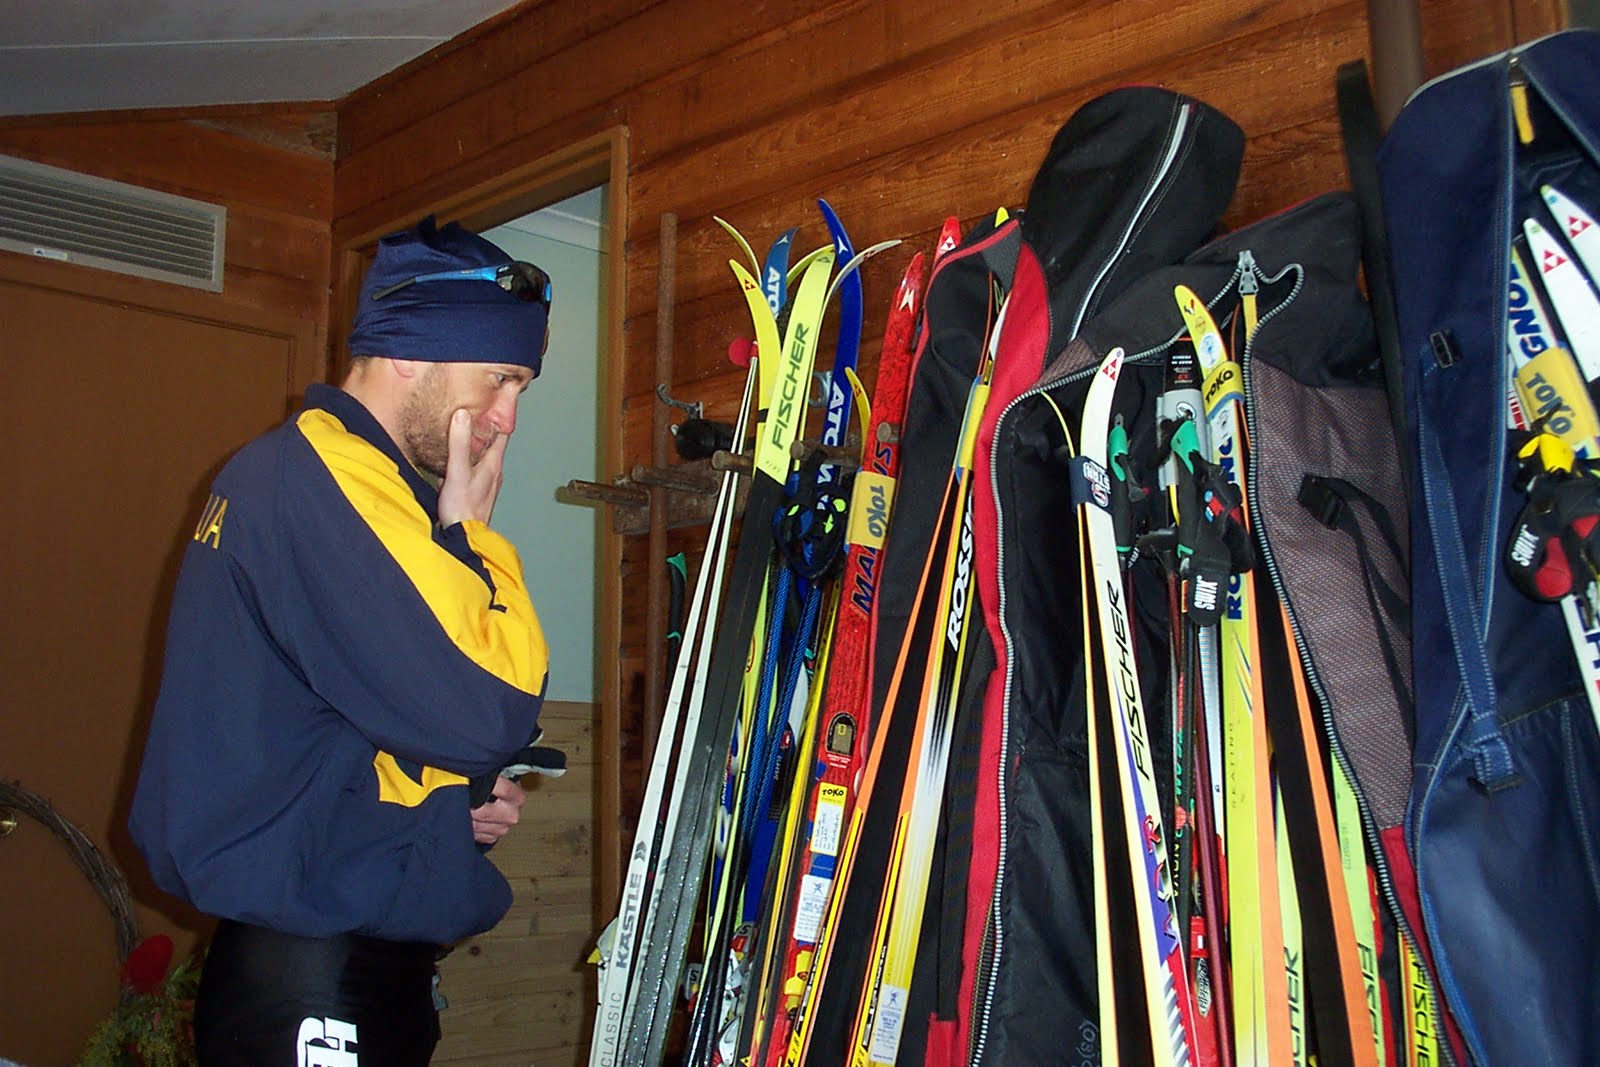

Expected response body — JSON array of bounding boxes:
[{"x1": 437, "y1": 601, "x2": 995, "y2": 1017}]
[{"x1": 388, "y1": 357, "x2": 422, "y2": 380}]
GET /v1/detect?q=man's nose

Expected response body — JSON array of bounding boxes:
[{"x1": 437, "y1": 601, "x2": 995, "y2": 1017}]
[{"x1": 486, "y1": 393, "x2": 519, "y2": 437}]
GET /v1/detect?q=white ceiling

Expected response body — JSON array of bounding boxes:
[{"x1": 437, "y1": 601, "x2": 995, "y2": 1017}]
[
  {"x1": 0, "y1": 1, "x2": 529, "y2": 117},
  {"x1": 502, "y1": 186, "x2": 608, "y2": 250}
]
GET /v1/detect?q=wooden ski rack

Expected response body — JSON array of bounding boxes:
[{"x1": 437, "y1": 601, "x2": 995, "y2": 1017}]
[{"x1": 561, "y1": 433, "x2": 863, "y2": 536}]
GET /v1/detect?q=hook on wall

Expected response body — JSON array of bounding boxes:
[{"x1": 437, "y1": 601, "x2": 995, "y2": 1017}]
[{"x1": 656, "y1": 383, "x2": 703, "y2": 421}]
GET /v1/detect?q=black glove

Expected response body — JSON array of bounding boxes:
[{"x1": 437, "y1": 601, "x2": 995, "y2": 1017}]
[{"x1": 468, "y1": 731, "x2": 568, "y2": 808}]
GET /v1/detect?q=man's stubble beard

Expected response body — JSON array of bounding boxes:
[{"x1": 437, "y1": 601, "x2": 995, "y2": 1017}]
[{"x1": 398, "y1": 363, "x2": 451, "y2": 481}]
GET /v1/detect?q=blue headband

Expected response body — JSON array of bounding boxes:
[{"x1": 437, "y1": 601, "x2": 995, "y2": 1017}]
[{"x1": 347, "y1": 217, "x2": 551, "y2": 376}]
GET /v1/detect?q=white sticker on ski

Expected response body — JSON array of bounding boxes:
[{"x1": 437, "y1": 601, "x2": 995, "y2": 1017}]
[{"x1": 1542, "y1": 184, "x2": 1600, "y2": 283}]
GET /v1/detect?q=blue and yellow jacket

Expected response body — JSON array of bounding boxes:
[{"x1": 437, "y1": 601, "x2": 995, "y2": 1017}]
[{"x1": 130, "y1": 383, "x2": 547, "y2": 944}]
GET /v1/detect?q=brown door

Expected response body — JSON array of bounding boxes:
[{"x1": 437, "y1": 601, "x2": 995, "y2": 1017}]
[{"x1": 0, "y1": 256, "x2": 319, "y2": 1065}]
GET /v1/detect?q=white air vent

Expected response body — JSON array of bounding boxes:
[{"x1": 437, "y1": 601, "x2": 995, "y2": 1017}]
[{"x1": 0, "y1": 154, "x2": 225, "y2": 292}]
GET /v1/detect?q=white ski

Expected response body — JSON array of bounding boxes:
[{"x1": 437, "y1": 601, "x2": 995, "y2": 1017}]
[
  {"x1": 1524, "y1": 217, "x2": 1600, "y2": 378},
  {"x1": 588, "y1": 360, "x2": 759, "y2": 1066},
  {"x1": 1541, "y1": 184, "x2": 1600, "y2": 283},
  {"x1": 1079, "y1": 346, "x2": 1193, "y2": 1067}
]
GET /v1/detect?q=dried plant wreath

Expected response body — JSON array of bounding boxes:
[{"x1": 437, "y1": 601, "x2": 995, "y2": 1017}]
[{"x1": 1, "y1": 779, "x2": 199, "y2": 1066}]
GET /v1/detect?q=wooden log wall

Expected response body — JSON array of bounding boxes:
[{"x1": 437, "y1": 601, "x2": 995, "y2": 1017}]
[{"x1": 337, "y1": 0, "x2": 1556, "y2": 895}]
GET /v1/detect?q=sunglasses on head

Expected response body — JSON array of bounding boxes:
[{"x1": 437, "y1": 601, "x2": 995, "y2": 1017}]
[{"x1": 369, "y1": 261, "x2": 553, "y2": 306}]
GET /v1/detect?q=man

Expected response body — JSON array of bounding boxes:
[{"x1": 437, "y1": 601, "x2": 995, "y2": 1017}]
[{"x1": 129, "y1": 217, "x2": 558, "y2": 1064}]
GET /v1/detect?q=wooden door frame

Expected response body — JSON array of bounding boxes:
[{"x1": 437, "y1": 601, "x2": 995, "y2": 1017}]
[{"x1": 332, "y1": 126, "x2": 628, "y2": 915}]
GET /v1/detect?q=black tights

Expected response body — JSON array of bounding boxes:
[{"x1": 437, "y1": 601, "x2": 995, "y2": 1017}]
[{"x1": 195, "y1": 919, "x2": 441, "y2": 1065}]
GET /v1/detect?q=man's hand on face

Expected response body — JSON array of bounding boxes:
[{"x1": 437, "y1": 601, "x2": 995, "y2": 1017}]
[{"x1": 437, "y1": 408, "x2": 508, "y2": 527}]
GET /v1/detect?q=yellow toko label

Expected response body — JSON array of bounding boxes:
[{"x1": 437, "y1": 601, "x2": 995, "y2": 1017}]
[
  {"x1": 1513, "y1": 346, "x2": 1600, "y2": 458},
  {"x1": 846, "y1": 471, "x2": 896, "y2": 550}
]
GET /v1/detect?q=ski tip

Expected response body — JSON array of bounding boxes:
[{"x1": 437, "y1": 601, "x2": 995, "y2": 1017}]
[
  {"x1": 1101, "y1": 346, "x2": 1125, "y2": 377},
  {"x1": 730, "y1": 258, "x2": 760, "y2": 290},
  {"x1": 729, "y1": 336, "x2": 754, "y2": 367},
  {"x1": 896, "y1": 252, "x2": 926, "y2": 311}
]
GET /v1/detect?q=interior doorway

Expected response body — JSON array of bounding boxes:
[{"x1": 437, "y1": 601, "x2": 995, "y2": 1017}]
[{"x1": 483, "y1": 186, "x2": 606, "y2": 706}]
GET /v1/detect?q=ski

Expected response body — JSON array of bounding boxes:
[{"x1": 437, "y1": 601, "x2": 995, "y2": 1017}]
[
  {"x1": 1175, "y1": 284, "x2": 1291, "y2": 1067},
  {"x1": 764, "y1": 228, "x2": 800, "y2": 316},
  {"x1": 588, "y1": 354, "x2": 760, "y2": 1066},
  {"x1": 817, "y1": 198, "x2": 863, "y2": 486},
  {"x1": 1330, "y1": 758, "x2": 1388, "y2": 1067},
  {"x1": 1085, "y1": 426, "x2": 1122, "y2": 1067},
  {"x1": 757, "y1": 250, "x2": 927, "y2": 1067},
  {"x1": 621, "y1": 248, "x2": 835, "y2": 1065},
  {"x1": 1541, "y1": 183, "x2": 1600, "y2": 283},
  {"x1": 732, "y1": 260, "x2": 786, "y2": 425},
  {"x1": 849, "y1": 297, "x2": 1002, "y2": 1067},
  {"x1": 1274, "y1": 786, "x2": 1308, "y2": 1067},
  {"x1": 716, "y1": 215, "x2": 761, "y2": 276},
  {"x1": 1524, "y1": 217, "x2": 1600, "y2": 377},
  {"x1": 1077, "y1": 346, "x2": 1194, "y2": 1067}
]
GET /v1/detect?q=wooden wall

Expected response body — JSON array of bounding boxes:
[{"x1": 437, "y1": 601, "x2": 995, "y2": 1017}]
[
  {"x1": 433, "y1": 700, "x2": 598, "y2": 1067},
  {"x1": 336, "y1": 0, "x2": 1558, "y2": 887},
  {"x1": 0, "y1": 107, "x2": 335, "y2": 330}
]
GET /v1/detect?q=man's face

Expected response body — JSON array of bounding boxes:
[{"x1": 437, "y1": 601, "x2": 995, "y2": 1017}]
[{"x1": 396, "y1": 361, "x2": 534, "y2": 479}]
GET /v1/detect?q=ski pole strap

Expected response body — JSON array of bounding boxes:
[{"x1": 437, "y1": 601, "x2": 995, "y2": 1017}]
[
  {"x1": 1299, "y1": 473, "x2": 1415, "y2": 717},
  {"x1": 1337, "y1": 58, "x2": 1413, "y2": 514},
  {"x1": 1419, "y1": 414, "x2": 1521, "y2": 791}
]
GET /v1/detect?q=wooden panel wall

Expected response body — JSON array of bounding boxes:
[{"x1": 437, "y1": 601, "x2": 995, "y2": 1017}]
[
  {"x1": 339, "y1": 1, "x2": 1556, "y2": 1061},
  {"x1": 0, "y1": 107, "x2": 335, "y2": 332},
  {"x1": 434, "y1": 700, "x2": 598, "y2": 1067}
]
